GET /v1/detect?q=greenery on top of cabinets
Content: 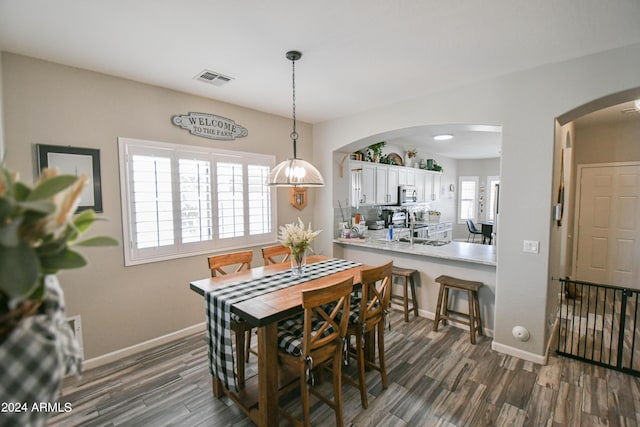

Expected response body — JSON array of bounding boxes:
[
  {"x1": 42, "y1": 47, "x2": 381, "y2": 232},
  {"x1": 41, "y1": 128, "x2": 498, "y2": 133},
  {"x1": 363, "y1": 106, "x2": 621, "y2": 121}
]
[{"x1": 356, "y1": 141, "x2": 386, "y2": 163}]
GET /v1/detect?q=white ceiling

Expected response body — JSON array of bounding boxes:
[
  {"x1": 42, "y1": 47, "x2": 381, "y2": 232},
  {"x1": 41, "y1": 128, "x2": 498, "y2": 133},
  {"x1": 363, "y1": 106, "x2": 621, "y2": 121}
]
[{"x1": 1, "y1": 0, "x2": 639, "y2": 158}]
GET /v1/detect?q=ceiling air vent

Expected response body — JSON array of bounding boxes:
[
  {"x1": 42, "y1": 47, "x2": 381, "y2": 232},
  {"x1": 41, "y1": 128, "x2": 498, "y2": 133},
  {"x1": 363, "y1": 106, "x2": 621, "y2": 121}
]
[{"x1": 194, "y1": 69, "x2": 234, "y2": 87}]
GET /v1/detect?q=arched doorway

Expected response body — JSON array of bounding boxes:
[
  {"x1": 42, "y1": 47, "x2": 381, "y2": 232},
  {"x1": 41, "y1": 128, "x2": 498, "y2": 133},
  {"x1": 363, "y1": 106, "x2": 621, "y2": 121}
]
[{"x1": 549, "y1": 87, "x2": 640, "y2": 374}]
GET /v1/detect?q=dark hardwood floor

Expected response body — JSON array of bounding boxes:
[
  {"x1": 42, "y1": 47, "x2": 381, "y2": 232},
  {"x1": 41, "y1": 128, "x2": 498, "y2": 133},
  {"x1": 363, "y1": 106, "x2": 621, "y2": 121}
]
[{"x1": 49, "y1": 310, "x2": 640, "y2": 426}]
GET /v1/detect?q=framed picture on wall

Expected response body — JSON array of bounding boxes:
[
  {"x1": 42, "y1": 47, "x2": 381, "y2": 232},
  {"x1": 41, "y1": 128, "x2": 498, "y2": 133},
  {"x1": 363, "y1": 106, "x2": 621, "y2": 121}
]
[{"x1": 36, "y1": 144, "x2": 103, "y2": 213}]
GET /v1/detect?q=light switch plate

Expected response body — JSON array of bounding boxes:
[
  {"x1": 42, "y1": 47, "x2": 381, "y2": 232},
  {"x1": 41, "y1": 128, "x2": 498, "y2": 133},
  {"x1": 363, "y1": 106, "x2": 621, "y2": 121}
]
[{"x1": 523, "y1": 240, "x2": 539, "y2": 253}]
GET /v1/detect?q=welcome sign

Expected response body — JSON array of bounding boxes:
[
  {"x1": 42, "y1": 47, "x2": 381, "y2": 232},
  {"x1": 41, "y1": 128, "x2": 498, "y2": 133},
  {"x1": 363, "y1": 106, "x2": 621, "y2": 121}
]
[{"x1": 172, "y1": 112, "x2": 248, "y2": 140}]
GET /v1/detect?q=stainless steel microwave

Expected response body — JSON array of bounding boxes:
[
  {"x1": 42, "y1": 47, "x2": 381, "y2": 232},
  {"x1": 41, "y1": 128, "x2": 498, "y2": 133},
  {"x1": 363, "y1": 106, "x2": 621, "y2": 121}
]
[{"x1": 398, "y1": 185, "x2": 417, "y2": 204}]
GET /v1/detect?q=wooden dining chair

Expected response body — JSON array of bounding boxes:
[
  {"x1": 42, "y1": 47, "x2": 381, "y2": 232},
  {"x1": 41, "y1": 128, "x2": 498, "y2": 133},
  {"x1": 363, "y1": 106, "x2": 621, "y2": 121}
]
[
  {"x1": 206, "y1": 250, "x2": 253, "y2": 389},
  {"x1": 276, "y1": 276, "x2": 353, "y2": 427},
  {"x1": 344, "y1": 260, "x2": 393, "y2": 409},
  {"x1": 261, "y1": 244, "x2": 291, "y2": 265},
  {"x1": 208, "y1": 250, "x2": 253, "y2": 277}
]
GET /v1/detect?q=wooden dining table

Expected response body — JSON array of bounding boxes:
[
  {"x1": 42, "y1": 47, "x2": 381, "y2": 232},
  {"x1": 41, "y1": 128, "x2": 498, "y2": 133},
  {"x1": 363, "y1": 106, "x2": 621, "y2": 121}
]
[{"x1": 189, "y1": 255, "x2": 368, "y2": 427}]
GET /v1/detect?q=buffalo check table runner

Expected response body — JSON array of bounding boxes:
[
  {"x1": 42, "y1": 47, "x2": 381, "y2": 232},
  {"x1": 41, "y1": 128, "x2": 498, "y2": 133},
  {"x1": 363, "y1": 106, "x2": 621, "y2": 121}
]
[{"x1": 205, "y1": 258, "x2": 361, "y2": 392}]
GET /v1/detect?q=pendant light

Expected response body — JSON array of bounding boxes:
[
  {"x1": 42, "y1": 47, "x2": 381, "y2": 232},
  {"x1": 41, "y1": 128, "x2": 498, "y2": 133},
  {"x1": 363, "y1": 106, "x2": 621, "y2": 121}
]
[{"x1": 267, "y1": 50, "x2": 325, "y2": 187}]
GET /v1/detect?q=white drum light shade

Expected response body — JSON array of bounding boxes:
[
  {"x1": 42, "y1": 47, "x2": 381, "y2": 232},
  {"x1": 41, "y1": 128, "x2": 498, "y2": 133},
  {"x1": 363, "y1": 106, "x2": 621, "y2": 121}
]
[
  {"x1": 267, "y1": 158, "x2": 325, "y2": 187},
  {"x1": 267, "y1": 50, "x2": 325, "y2": 187}
]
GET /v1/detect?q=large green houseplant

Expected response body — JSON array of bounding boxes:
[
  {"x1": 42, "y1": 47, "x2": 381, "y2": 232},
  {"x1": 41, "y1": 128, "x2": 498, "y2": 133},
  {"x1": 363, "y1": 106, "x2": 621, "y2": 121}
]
[{"x1": 0, "y1": 164, "x2": 117, "y2": 426}]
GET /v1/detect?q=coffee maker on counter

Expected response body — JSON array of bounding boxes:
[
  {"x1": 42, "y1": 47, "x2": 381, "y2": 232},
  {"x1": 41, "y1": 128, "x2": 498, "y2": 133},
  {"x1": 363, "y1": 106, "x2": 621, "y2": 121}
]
[
  {"x1": 381, "y1": 209, "x2": 395, "y2": 228},
  {"x1": 381, "y1": 208, "x2": 409, "y2": 228}
]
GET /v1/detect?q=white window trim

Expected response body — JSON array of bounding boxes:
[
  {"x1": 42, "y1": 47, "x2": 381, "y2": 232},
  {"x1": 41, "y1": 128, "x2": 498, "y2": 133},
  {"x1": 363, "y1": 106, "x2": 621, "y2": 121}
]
[
  {"x1": 487, "y1": 175, "x2": 500, "y2": 222},
  {"x1": 457, "y1": 176, "x2": 479, "y2": 224},
  {"x1": 118, "y1": 137, "x2": 276, "y2": 266}
]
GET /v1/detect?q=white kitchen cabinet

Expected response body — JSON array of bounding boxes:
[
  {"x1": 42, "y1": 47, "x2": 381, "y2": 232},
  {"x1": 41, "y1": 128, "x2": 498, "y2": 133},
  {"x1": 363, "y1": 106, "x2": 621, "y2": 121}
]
[
  {"x1": 375, "y1": 165, "x2": 398, "y2": 204},
  {"x1": 375, "y1": 164, "x2": 399, "y2": 205},
  {"x1": 350, "y1": 166, "x2": 361, "y2": 208},
  {"x1": 350, "y1": 160, "x2": 375, "y2": 206},
  {"x1": 419, "y1": 171, "x2": 442, "y2": 202},
  {"x1": 431, "y1": 172, "x2": 442, "y2": 201},
  {"x1": 360, "y1": 163, "x2": 376, "y2": 205},
  {"x1": 413, "y1": 169, "x2": 427, "y2": 203},
  {"x1": 418, "y1": 221, "x2": 452, "y2": 241},
  {"x1": 374, "y1": 167, "x2": 386, "y2": 204},
  {"x1": 398, "y1": 167, "x2": 416, "y2": 187},
  {"x1": 406, "y1": 168, "x2": 417, "y2": 187},
  {"x1": 351, "y1": 161, "x2": 434, "y2": 206},
  {"x1": 398, "y1": 168, "x2": 407, "y2": 186}
]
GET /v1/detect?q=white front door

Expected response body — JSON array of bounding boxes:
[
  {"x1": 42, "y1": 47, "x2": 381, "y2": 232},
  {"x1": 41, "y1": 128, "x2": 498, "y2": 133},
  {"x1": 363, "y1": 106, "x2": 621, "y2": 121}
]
[{"x1": 574, "y1": 163, "x2": 640, "y2": 288}]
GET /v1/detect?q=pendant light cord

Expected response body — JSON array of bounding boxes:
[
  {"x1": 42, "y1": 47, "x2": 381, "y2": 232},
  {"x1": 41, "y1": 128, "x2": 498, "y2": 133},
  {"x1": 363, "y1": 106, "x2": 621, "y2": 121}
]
[{"x1": 291, "y1": 55, "x2": 298, "y2": 159}]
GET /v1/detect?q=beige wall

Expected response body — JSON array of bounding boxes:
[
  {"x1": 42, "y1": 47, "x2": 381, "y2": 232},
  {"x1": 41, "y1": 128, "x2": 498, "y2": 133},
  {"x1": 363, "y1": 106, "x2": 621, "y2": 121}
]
[
  {"x1": 1, "y1": 53, "x2": 317, "y2": 359},
  {"x1": 574, "y1": 120, "x2": 640, "y2": 164}
]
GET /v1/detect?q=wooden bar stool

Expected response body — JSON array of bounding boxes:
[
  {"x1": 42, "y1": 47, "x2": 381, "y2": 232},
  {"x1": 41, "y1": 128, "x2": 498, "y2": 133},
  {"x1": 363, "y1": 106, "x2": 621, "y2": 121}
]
[
  {"x1": 433, "y1": 275, "x2": 483, "y2": 344},
  {"x1": 391, "y1": 266, "x2": 419, "y2": 322}
]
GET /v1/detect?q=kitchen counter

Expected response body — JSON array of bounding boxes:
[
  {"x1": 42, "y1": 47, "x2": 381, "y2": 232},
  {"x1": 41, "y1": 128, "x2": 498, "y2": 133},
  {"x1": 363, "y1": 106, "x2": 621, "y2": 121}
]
[
  {"x1": 334, "y1": 229, "x2": 496, "y2": 266},
  {"x1": 334, "y1": 229, "x2": 497, "y2": 332}
]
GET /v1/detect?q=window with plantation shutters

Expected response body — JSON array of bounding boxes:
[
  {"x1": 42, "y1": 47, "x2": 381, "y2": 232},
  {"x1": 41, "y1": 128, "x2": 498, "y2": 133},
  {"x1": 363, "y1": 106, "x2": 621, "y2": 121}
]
[
  {"x1": 131, "y1": 154, "x2": 175, "y2": 249},
  {"x1": 458, "y1": 176, "x2": 479, "y2": 224},
  {"x1": 179, "y1": 158, "x2": 213, "y2": 244},
  {"x1": 248, "y1": 165, "x2": 272, "y2": 235},
  {"x1": 216, "y1": 161, "x2": 244, "y2": 239},
  {"x1": 119, "y1": 137, "x2": 276, "y2": 266}
]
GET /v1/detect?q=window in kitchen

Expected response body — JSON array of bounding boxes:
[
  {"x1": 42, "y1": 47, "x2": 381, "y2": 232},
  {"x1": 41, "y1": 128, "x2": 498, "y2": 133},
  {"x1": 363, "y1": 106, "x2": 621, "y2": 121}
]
[
  {"x1": 118, "y1": 137, "x2": 276, "y2": 265},
  {"x1": 487, "y1": 176, "x2": 500, "y2": 222},
  {"x1": 458, "y1": 176, "x2": 479, "y2": 224}
]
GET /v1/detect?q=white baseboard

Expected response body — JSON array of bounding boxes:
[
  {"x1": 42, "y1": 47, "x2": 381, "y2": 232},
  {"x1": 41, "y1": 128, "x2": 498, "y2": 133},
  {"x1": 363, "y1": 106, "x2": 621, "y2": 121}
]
[
  {"x1": 82, "y1": 322, "x2": 206, "y2": 371},
  {"x1": 491, "y1": 341, "x2": 547, "y2": 365}
]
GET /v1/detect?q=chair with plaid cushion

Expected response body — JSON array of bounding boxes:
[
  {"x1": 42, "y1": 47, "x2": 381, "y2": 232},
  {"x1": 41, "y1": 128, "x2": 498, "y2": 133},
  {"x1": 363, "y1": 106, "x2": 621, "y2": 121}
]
[
  {"x1": 277, "y1": 276, "x2": 353, "y2": 427},
  {"x1": 261, "y1": 244, "x2": 291, "y2": 265},
  {"x1": 207, "y1": 250, "x2": 253, "y2": 389},
  {"x1": 344, "y1": 260, "x2": 393, "y2": 409}
]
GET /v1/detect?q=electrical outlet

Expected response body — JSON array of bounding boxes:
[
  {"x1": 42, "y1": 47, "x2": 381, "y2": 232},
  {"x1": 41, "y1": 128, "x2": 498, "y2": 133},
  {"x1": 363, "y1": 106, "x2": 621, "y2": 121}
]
[{"x1": 523, "y1": 240, "x2": 539, "y2": 253}]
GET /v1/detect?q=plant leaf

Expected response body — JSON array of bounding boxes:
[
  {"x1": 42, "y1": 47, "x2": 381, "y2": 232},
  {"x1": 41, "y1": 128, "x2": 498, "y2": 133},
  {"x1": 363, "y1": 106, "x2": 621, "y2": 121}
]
[
  {"x1": 72, "y1": 209, "x2": 96, "y2": 234},
  {"x1": 14, "y1": 182, "x2": 31, "y2": 201},
  {"x1": 0, "y1": 216, "x2": 22, "y2": 246},
  {"x1": 0, "y1": 240, "x2": 41, "y2": 298},
  {"x1": 36, "y1": 238, "x2": 67, "y2": 256},
  {"x1": 27, "y1": 175, "x2": 77, "y2": 201},
  {"x1": 26, "y1": 278, "x2": 46, "y2": 301},
  {"x1": 0, "y1": 198, "x2": 12, "y2": 223},
  {"x1": 16, "y1": 199, "x2": 56, "y2": 215},
  {"x1": 73, "y1": 236, "x2": 119, "y2": 247},
  {"x1": 39, "y1": 248, "x2": 87, "y2": 273}
]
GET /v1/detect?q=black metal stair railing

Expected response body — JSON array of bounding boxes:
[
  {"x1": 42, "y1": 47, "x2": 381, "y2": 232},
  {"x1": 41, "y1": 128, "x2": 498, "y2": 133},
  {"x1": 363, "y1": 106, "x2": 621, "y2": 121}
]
[{"x1": 557, "y1": 278, "x2": 640, "y2": 376}]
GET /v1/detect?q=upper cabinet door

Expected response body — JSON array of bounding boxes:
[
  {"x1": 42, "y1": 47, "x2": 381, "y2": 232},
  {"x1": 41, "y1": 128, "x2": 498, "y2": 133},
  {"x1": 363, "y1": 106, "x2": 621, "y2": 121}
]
[
  {"x1": 398, "y1": 168, "x2": 407, "y2": 186},
  {"x1": 431, "y1": 172, "x2": 442, "y2": 201},
  {"x1": 416, "y1": 169, "x2": 428, "y2": 202},
  {"x1": 387, "y1": 166, "x2": 399, "y2": 205},
  {"x1": 375, "y1": 166, "x2": 387, "y2": 204},
  {"x1": 360, "y1": 163, "x2": 376, "y2": 205},
  {"x1": 375, "y1": 164, "x2": 399, "y2": 205}
]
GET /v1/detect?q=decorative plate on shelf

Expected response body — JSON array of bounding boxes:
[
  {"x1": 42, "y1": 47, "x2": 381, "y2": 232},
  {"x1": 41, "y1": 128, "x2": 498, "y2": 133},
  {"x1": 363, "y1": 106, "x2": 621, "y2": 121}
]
[{"x1": 387, "y1": 152, "x2": 403, "y2": 166}]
